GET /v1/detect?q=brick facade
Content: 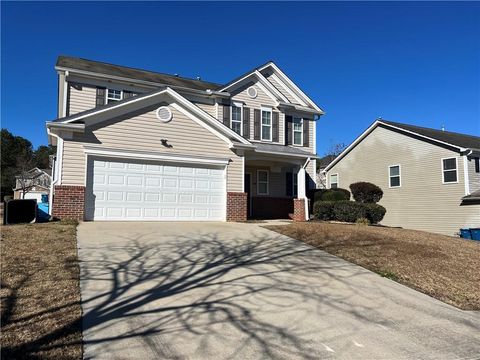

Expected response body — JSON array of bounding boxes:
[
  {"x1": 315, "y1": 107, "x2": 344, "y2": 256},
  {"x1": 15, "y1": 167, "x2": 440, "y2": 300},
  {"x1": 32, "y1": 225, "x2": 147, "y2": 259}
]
[
  {"x1": 293, "y1": 198, "x2": 306, "y2": 222},
  {"x1": 52, "y1": 185, "x2": 85, "y2": 221},
  {"x1": 226, "y1": 192, "x2": 247, "y2": 222},
  {"x1": 251, "y1": 197, "x2": 294, "y2": 219}
]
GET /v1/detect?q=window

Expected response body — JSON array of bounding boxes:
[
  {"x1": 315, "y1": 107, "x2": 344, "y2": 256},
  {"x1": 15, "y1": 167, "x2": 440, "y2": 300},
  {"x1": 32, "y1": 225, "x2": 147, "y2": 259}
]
[
  {"x1": 231, "y1": 103, "x2": 243, "y2": 135},
  {"x1": 107, "y1": 89, "x2": 122, "y2": 103},
  {"x1": 330, "y1": 174, "x2": 338, "y2": 189},
  {"x1": 293, "y1": 172, "x2": 298, "y2": 197},
  {"x1": 475, "y1": 157, "x2": 480, "y2": 173},
  {"x1": 389, "y1": 165, "x2": 401, "y2": 188},
  {"x1": 257, "y1": 170, "x2": 269, "y2": 195},
  {"x1": 442, "y1": 157, "x2": 458, "y2": 183},
  {"x1": 293, "y1": 117, "x2": 303, "y2": 146},
  {"x1": 261, "y1": 108, "x2": 272, "y2": 141}
]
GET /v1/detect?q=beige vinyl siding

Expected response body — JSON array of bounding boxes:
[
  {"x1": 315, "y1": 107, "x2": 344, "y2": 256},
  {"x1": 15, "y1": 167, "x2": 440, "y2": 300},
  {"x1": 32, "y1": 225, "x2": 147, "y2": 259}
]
[
  {"x1": 306, "y1": 159, "x2": 316, "y2": 189},
  {"x1": 231, "y1": 82, "x2": 284, "y2": 144},
  {"x1": 264, "y1": 72, "x2": 299, "y2": 104},
  {"x1": 60, "y1": 103, "x2": 243, "y2": 192},
  {"x1": 327, "y1": 126, "x2": 480, "y2": 236},
  {"x1": 246, "y1": 166, "x2": 287, "y2": 197},
  {"x1": 194, "y1": 102, "x2": 216, "y2": 118},
  {"x1": 68, "y1": 83, "x2": 97, "y2": 115},
  {"x1": 467, "y1": 155, "x2": 480, "y2": 193}
]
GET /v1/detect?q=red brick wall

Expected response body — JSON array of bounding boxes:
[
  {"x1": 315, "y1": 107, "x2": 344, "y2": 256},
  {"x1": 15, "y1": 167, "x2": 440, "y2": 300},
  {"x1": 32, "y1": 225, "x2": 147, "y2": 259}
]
[
  {"x1": 251, "y1": 197, "x2": 294, "y2": 219},
  {"x1": 293, "y1": 198, "x2": 306, "y2": 222},
  {"x1": 52, "y1": 185, "x2": 85, "y2": 221},
  {"x1": 226, "y1": 192, "x2": 247, "y2": 222}
]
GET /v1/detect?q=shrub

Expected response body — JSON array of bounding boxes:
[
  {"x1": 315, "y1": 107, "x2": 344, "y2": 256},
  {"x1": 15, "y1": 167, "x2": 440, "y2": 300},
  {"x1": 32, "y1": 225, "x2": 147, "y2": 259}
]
[
  {"x1": 355, "y1": 217, "x2": 370, "y2": 225},
  {"x1": 313, "y1": 201, "x2": 335, "y2": 220},
  {"x1": 321, "y1": 190, "x2": 348, "y2": 202},
  {"x1": 334, "y1": 188, "x2": 351, "y2": 200},
  {"x1": 364, "y1": 203, "x2": 386, "y2": 224},
  {"x1": 333, "y1": 201, "x2": 367, "y2": 223},
  {"x1": 349, "y1": 182, "x2": 383, "y2": 203}
]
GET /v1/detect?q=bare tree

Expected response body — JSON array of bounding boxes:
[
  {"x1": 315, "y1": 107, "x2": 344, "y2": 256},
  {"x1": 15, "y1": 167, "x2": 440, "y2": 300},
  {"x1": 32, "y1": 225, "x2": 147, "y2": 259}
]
[
  {"x1": 316, "y1": 142, "x2": 347, "y2": 188},
  {"x1": 14, "y1": 152, "x2": 39, "y2": 199}
]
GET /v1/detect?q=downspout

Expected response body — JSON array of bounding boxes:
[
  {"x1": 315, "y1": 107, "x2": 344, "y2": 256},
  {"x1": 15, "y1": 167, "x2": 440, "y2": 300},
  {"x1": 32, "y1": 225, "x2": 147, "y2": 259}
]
[
  {"x1": 302, "y1": 157, "x2": 311, "y2": 221},
  {"x1": 47, "y1": 129, "x2": 63, "y2": 216}
]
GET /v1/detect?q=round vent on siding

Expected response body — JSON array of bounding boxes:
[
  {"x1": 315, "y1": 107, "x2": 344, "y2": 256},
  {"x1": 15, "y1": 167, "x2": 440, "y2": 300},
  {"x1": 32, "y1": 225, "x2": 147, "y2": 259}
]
[
  {"x1": 247, "y1": 86, "x2": 257, "y2": 99},
  {"x1": 156, "y1": 106, "x2": 173, "y2": 122}
]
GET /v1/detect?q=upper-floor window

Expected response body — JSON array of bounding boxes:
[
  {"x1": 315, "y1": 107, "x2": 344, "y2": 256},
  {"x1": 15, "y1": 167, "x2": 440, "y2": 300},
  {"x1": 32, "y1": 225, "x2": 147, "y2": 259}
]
[
  {"x1": 107, "y1": 89, "x2": 122, "y2": 103},
  {"x1": 389, "y1": 165, "x2": 401, "y2": 188},
  {"x1": 330, "y1": 174, "x2": 338, "y2": 189},
  {"x1": 442, "y1": 157, "x2": 458, "y2": 183},
  {"x1": 231, "y1": 103, "x2": 243, "y2": 135},
  {"x1": 261, "y1": 108, "x2": 272, "y2": 141},
  {"x1": 293, "y1": 117, "x2": 303, "y2": 146},
  {"x1": 257, "y1": 170, "x2": 269, "y2": 195}
]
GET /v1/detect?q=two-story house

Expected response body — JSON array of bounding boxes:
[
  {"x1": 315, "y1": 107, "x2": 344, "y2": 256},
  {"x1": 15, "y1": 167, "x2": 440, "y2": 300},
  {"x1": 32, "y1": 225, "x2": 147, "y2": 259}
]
[
  {"x1": 46, "y1": 56, "x2": 324, "y2": 222},
  {"x1": 324, "y1": 119, "x2": 480, "y2": 235}
]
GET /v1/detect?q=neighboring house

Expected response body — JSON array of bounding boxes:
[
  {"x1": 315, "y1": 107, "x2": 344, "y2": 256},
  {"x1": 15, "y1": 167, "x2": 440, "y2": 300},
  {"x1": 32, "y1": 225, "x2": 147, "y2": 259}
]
[
  {"x1": 46, "y1": 56, "x2": 324, "y2": 222},
  {"x1": 13, "y1": 168, "x2": 52, "y2": 202},
  {"x1": 316, "y1": 154, "x2": 336, "y2": 189},
  {"x1": 324, "y1": 119, "x2": 480, "y2": 236}
]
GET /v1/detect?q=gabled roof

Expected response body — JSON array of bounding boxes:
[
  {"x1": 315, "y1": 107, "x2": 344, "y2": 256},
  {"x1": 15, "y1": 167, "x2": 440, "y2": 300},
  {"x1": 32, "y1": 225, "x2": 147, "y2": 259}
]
[
  {"x1": 56, "y1": 56, "x2": 222, "y2": 91},
  {"x1": 380, "y1": 120, "x2": 480, "y2": 150},
  {"x1": 47, "y1": 87, "x2": 251, "y2": 146},
  {"x1": 324, "y1": 119, "x2": 480, "y2": 172}
]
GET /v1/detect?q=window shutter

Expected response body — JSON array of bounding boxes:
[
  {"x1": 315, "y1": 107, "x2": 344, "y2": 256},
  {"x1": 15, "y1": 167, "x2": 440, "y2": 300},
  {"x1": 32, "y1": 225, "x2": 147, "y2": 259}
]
[
  {"x1": 272, "y1": 112, "x2": 279, "y2": 142},
  {"x1": 96, "y1": 87, "x2": 106, "y2": 107},
  {"x1": 285, "y1": 115, "x2": 293, "y2": 145},
  {"x1": 254, "y1": 109, "x2": 261, "y2": 140},
  {"x1": 243, "y1": 107, "x2": 250, "y2": 138},
  {"x1": 303, "y1": 119, "x2": 310, "y2": 147},
  {"x1": 286, "y1": 172, "x2": 293, "y2": 196},
  {"x1": 223, "y1": 105, "x2": 230, "y2": 127}
]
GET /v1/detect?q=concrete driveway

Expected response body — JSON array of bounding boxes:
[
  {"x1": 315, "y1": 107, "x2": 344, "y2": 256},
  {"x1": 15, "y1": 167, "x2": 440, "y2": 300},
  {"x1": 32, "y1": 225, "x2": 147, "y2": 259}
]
[{"x1": 77, "y1": 222, "x2": 480, "y2": 359}]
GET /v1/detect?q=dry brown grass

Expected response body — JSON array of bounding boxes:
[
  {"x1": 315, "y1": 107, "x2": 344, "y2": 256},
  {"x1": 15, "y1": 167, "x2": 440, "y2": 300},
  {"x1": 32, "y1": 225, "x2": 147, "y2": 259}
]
[
  {"x1": 1, "y1": 222, "x2": 82, "y2": 359},
  {"x1": 265, "y1": 222, "x2": 480, "y2": 310}
]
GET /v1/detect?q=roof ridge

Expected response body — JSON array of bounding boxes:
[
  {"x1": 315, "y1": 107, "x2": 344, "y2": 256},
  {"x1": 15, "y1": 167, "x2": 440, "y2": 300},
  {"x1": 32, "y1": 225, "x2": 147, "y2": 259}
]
[
  {"x1": 380, "y1": 119, "x2": 480, "y2": 140},
  {"x1": 56, "y1": 55, "x2": 222, "y2": 87}
]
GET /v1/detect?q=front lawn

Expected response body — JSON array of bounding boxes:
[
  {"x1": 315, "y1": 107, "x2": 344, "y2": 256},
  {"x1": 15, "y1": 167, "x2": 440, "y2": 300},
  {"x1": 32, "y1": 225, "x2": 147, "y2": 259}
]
[
  {"x1": 265, "y1": 222, "x2": 480, "y2": 310},
  {"x1": 1, "y1": 222, "x2": 82, "y2": 359}
]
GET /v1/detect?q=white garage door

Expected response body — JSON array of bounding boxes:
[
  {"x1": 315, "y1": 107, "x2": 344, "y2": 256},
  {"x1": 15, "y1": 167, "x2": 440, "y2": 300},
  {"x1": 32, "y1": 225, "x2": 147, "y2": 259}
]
[{"x1": 85, "y1": 157, "x2": 226, "y2": 221}]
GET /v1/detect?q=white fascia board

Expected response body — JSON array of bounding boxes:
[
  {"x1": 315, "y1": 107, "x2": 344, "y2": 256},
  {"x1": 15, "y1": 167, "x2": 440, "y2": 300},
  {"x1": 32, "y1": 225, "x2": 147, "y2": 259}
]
[
  {"x1": 277, "y1": 102, "x2": 322, "y2": 116},
  {"x1": 46, "y1": 122, "x2": 85, "y2": 131},
  {"x1": 254, "y1": 149, "x2": 317, "y2": 159},
  {"x1": 83, "y1": 146, "x2": 230, "y2": 166},
  {"x1": 259, "y1": 62, "x2": 325, "y2": 114}
]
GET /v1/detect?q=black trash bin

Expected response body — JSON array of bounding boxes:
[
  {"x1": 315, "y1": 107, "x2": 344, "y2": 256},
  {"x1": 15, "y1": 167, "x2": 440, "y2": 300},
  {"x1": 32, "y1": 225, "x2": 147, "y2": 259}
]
[{"x1": 4, "y1": 199, "x2": 37, "y2": 224}]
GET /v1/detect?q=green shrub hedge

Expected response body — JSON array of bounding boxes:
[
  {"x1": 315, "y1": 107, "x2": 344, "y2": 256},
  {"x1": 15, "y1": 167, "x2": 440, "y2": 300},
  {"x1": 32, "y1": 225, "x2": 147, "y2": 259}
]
[
  {"x1": 364, "y1": 203, "x2": 386, "y2": 224},
  {"x1": 313, "y1": 201, "x2": 335, "y2": 220},
  {"x1": 349, "y1": 182, "x2": 383, "y2": 203},
  {"x1": 313, "y1": 200, "x2": 386, "y2": 224},
  {"x1": 333, "y1": 201, "x2": 367, "y2": 223}
]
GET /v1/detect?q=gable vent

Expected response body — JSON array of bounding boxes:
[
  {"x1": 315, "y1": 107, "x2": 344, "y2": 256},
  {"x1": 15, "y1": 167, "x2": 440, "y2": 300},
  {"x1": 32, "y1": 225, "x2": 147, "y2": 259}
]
[
  {"x1": 156, "y1": 106, "x2": 173, "y2": 122},
  {"x1": 247, "y1": 86, "x2": 257, "y2": 99}
]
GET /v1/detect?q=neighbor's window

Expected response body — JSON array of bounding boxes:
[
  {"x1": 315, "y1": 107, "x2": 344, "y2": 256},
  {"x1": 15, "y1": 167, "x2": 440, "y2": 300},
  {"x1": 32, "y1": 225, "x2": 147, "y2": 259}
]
[
  {"x1": 107, "y1": 89, "x2": 122, "y2": 103},
  {"x1": 389, "y1": 165, "x2": 401, "y2": 188},
  {"x1": 293, "y1": 172, "x2": 298, "y2": 197},
  {"x1": 257, "y1": 170, "x2": 269, "y2": 195},
  {"x1": 475, "y1": 157, "x2": 480, "y2": 173},
  {"x1": 293, "y1": 117, "x2": 303, "y2": 146},
  {"x1": 231, "y1": 104, "x2": 243, "y2": 135},
  {"x1": 261, "y1": 108, "x2": 272, "y2": 141},
  {"x1": 330, "y1": 174, "x2": 338, "y2": 189},
  {"x1": 442, "y1": 157, "x2": 458, "y2": 183}
]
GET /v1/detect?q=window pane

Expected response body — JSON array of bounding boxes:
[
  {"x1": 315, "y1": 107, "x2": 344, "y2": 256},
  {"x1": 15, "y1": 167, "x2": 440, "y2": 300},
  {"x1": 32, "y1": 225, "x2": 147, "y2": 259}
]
[
  {"x1": 390, "y1": 166, "x2": 400, "y2": 177},
  {"x1": 293, "y1": 117, "x2": 302, "y2": 131},
  {"x1": 232, "y1": 106, "x2": 241, "y2": 121},
  {"x1": 443, "y1": 170, "x2": 457, "y2": 183},
  {"x1": 294, "y1": 131, "x2": 302, "y2": 145},
  {"x1": 258, "y1": 171, "x2": 268, "y2": 182},
  {"x1": 443, "y1": 158, "x2": 456, "y2": 170},
  {"x1": 262, "y1": 125, "x2": 271, "y2": 140},
  {"x1": 390, "y1": 176, "x2": 400, "y2": 187},
  {"x1": 232, "y1": 122, "x2": 241, "y2": 134},
  {"x1": 331, "y1": 183, "x2": 338, "y2": 189},
  {"x1": 330, "y1": 174, "x2": 338, "y2": 183},
  {"x1": 259, "y1": 183, "x2": 268, "y2": 194},
  {"x1": 262, "y1": 111, "x2": 271, "y2": 125}
]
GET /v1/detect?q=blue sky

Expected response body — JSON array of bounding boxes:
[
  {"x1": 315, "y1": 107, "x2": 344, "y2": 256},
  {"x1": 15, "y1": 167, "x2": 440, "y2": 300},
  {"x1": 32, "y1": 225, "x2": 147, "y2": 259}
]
[{"x1": 2, "y1": 1, "x2": 479, "y2": 154}]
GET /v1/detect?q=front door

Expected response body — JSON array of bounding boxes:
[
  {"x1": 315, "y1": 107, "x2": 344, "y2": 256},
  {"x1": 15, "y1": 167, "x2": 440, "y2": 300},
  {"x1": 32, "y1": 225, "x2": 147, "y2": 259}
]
[{"x1": 244, "y1": 173, "x2": 252, "y2": 218}]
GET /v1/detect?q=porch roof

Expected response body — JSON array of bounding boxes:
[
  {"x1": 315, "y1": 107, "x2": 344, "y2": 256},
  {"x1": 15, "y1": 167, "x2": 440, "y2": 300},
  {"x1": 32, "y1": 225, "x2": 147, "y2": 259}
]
[{"x1": 252, "y1": 143, "x2": 319, "y2": 159}]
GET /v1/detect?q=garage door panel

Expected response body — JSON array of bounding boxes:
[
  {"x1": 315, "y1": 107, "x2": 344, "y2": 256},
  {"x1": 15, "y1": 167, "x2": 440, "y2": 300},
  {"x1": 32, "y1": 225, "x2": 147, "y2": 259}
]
[{"x1": 87, "y1": 157, "x2": 226, "y2": 221}]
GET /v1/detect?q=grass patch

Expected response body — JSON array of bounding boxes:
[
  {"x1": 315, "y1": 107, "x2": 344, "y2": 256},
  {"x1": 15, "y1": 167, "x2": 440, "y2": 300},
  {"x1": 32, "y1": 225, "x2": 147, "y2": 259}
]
[
  {"x1": 265, "y1": 222, "x2": 480, "y2": 310},
  {"x1": 1, "y1": 222, "x2": 82, "y2": 359}
]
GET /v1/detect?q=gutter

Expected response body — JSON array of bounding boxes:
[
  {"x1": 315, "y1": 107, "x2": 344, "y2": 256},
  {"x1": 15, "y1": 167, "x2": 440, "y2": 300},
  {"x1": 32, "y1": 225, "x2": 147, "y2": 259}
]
[
  {"x1": 277, "y1": 102, "x2": 325, "y2": 116},
  {"x1": 46, "y1": 129, "x2": 63, "y2": 217}
]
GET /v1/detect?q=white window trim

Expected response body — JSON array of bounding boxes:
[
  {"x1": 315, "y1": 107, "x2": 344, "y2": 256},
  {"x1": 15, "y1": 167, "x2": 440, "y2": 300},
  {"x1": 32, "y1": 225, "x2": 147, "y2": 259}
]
[
  {"x1": 388, "y1": 164, "x2": 402, "y2": 188},
  {"x1": 261, "y1": 107, "x2": 272, "y2": 141},
  {"x1": 293, "y1": 117, "x2": 303, "y2": 146},
  {"x1": 329, "y1": 173, "x2": 338, "y2": 189},
  {"x1": 257, "y1": 170, "x2": 269, "y2": 195},
  {"x1": 106, "y1": 88, "x2": 123, "y2": 103},
  {"x1": 441, "y1": 157, "x2": 459, "y2": 184},
  {"x1": 230, "y1": 102, "x2": 243, "y2": 136}
]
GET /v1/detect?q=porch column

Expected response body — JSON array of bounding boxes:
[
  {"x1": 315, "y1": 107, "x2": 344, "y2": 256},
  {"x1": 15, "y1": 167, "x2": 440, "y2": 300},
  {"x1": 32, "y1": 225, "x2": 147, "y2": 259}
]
[{"x1": 293, "y1": 167, "x2": 308, "y2": 222}]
